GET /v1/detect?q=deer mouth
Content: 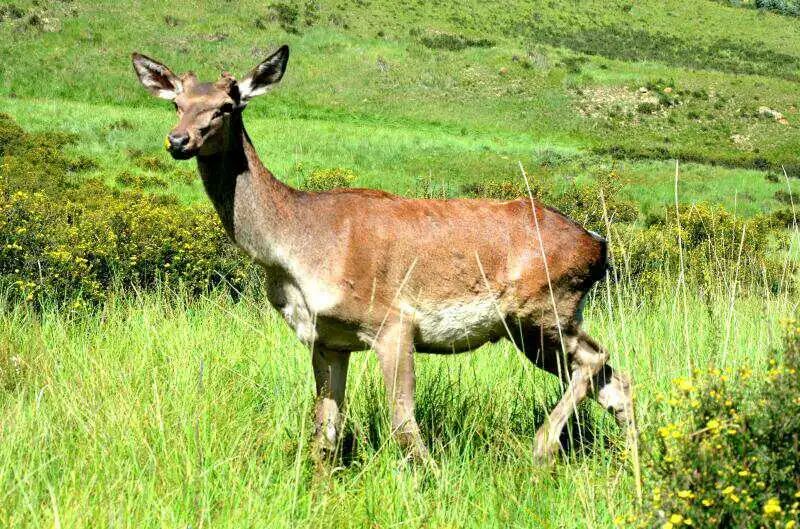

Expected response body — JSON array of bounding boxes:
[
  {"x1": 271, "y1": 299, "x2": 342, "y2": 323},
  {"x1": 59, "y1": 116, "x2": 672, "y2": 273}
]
[{"x1": 168, "y1": 146, "x2": 198, "y2": 160}]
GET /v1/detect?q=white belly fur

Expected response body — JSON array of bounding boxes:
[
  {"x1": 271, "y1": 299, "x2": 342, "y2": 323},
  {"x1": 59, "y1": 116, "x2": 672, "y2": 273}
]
[{"x1": 401, "y1": 296, "x2": 503, "y2": 347}]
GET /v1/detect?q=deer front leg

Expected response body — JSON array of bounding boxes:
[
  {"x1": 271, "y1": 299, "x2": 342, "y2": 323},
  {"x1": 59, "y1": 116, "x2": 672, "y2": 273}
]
[
  {"x1": 373, "y1": 322, "x2": 431, "y2": 465},
  {"x1": 311, "y1": 346, "x2": 350, "y2": 463}
]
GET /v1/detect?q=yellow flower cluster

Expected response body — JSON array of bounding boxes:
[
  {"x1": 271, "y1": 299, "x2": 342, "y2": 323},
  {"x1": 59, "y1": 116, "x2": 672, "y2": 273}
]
[
  {"x1": 763, "y1": 498, "x2": 782, "y2": 516},
  {"x1": 658, "y1": 422, "x2": 684, "y2": 440},
  {"x1": 661, "y1": 512, "x2": 694, "y2": 528}
]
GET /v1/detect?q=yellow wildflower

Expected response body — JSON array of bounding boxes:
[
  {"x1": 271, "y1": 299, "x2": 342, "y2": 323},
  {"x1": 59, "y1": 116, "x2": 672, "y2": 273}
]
[
  {"x1": 674, "y1": 377, "x2": 694, "y2": 392},
  {"x1": 677, "y1": 490, "x2": 694, "y2": 499},
  {"x1": 669, "y1": 514, "x2": 684, "y2": 525},
  {"x1": 662, "y1": 523, "x2": 674, "y2": 529},
  {"x1": 764, "y1": 498, "x2": 782, "y2": 516},
  {"x1": 786, "y1": 521, "x2": 796, "y2": 529},
  {"x1": 722, "y1": 486, "x2": 735, "y2": 495}
]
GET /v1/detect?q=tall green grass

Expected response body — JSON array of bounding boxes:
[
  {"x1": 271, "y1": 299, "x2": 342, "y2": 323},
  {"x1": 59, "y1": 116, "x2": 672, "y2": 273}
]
[{"x1": 1, "y1": 265, "x2": 796, "y2": 528}]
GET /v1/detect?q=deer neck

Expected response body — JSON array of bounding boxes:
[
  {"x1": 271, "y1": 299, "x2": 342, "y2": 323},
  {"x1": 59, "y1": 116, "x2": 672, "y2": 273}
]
[{"x1": 196, "y1": 114, "x2": 300, "y2": 265}]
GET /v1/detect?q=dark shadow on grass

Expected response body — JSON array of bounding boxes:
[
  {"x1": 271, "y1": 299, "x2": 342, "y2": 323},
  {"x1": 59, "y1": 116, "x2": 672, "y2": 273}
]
[{"x1": 336, "y1": 361, "x2": 616, "y2": 467}]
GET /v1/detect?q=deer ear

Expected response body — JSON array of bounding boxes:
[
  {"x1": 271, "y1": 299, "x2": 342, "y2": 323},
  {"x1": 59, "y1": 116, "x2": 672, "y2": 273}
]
[
  {"x1": 131, "y1": 53, "x2": 182, "y2": 100},
  {"x1": 238, "y1": 45, "x2": 289, "y2": 104}
]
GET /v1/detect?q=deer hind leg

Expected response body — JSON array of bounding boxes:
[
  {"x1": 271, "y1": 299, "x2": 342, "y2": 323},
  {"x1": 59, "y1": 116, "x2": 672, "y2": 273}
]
[
  {"x1": 372, "y1": 321, "x2": 431, "y2": 465},
  {"x1": 311, "y1": 346, "x2": 350, "y2": 463},
  {"x1": 512, "y1": 324, "x2": 633, "y2": 461},
  {"x1": 583, "y1": 333, "x2": 634, "y2": 431}
]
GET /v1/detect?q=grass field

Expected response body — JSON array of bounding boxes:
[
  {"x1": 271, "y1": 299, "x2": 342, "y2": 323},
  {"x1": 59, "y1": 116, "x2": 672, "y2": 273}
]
[
  {"x1": 2, "y1": 0, "x2": 800, "y2": 527},
  {"x1": 2, "y1": 279, "x2": 796, "y2": 528}
]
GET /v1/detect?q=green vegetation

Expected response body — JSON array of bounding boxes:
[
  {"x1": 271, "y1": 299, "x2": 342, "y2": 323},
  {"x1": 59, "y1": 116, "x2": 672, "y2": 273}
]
[
  {"x1": 718, "y1": 0, "x2": 800, "y2": 17},
  {"x1": 0, "y1": 115, "x2": 252, "y2": 305},
  {"x1": 299, "y1": 166, "x2": 357, "y2": 191},
  {"x1": 1, "y1": 277, "x2": 798, "y2": 528},
  {"x1": 627, "y1": 320, "x2": 800, "y2": 528},
  {"x1": 2, "y1": 0, "x2": 800, "y2": 527}
]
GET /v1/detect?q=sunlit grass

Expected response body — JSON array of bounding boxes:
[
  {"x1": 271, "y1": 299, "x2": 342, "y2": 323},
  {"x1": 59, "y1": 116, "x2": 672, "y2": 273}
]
[{"x1": 0, "y1": 264, "x2": 796, "y2": 527}]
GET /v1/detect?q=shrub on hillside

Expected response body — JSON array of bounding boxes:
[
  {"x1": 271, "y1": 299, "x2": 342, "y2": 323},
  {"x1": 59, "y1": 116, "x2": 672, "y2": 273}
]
[
  {"x1": 260, "y1": 2, "x2": 300, "y2": 34},
  {"x1": 550, "y1": 174, "x2": 639, "y2": 232},
  {"x1": 300, "y1": 167, "x2": 357, "y2": 191},
  {"x1": 126, "y1": 148, "x2": 171, "y2": 172},
  {"x1": 461, "y1": 179, "x2": 527, "y2": 200},
  {"x1": 115, "y1": 170, "x2": 167, "y2": 189},
  {"x1": 617, "y1": 204, "x2": 790, "y2": 290},
  {"x1": 0, "y1": 115, "x2": 253, "y2": 306},
  {"x1": 1, "y1": 183, "x2": 252, "y2": 305},
  {"x1": 756, "y1": 0, "x2": 800, "y2": 16},
  {"x1": 625, "y1": 318, "x2": 800, "y2": 528},
  {"x1": 770, "y1": 207, "x2": 799, "y2": 229},
  {"x1": 0, "y1": 113, "x2": 95, "y2": 195},
  {"x1": 461, "y1": 171, "x2": 639, "y2": 233},
  {"x1": 419, "y1": 30, "x2": 494, "y2": 51}
]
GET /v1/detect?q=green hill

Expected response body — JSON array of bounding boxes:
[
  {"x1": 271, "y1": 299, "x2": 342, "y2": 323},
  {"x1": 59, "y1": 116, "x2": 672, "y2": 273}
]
[{"x1": 1, "y1": 0, "x2": 799, "y2": 215}]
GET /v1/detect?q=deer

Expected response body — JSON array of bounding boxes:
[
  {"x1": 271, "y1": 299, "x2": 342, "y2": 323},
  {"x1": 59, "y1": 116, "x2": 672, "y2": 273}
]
[{"x1": 131, "y1": 45, "x2": 634, "y2": 466}]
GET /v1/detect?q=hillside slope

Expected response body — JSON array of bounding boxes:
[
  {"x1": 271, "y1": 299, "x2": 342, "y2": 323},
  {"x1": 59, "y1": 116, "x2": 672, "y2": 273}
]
[{"x1": 1, "y1": 0, "x2": 798, "y2": 213}]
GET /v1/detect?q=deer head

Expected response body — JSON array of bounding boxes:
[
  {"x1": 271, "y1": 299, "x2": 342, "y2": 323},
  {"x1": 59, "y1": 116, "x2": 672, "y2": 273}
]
[{"x1": 131, "y1": 45, "x2": 289, "y2": 159}]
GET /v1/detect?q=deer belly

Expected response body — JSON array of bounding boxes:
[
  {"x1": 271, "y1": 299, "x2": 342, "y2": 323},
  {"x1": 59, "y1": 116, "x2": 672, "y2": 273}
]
[{"x1": 405, "y1": 297, "x2": 505, "y2": 352}]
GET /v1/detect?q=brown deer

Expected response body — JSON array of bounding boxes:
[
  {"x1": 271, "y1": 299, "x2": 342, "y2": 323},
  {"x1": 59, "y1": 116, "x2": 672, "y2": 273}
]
[{"x1": 131, "y1": 45, "x2": 634, "y2": 464}]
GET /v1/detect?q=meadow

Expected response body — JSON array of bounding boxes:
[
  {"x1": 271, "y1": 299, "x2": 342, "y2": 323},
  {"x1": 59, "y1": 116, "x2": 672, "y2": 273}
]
[{"x1": 1, "y1": 1, "x2": 800, "y2": 527}]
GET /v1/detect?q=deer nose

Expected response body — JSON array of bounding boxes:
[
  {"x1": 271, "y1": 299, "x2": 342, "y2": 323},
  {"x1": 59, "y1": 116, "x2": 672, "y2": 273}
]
[{"x1": 168, "y1": 132, "x2": 189, "y2": 150}]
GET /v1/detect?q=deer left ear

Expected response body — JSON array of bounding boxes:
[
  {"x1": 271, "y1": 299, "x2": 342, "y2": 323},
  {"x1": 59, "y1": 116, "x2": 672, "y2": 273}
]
[
  {"x1": 131, "y1": 53, "x2": 183, "y2": 100},
  {"x1": 238, "y1": 45, "x2": 289, "y2": 104}
]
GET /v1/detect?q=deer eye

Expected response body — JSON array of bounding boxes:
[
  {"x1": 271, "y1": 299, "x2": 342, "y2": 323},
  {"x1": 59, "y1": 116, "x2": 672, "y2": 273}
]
[{"x1": 217, "y1": 103, "x2": 234, "y2": 116}]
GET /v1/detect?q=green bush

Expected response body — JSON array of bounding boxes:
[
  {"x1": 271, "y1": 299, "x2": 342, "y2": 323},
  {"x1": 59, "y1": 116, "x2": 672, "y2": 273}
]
[
  {"x1": 617, "y1": 203, "x2": 790, "y2": 291},
  {"x1": 549, "y1": 173, "x2": 640, "y2": 232},
  {"x1": 300, "y1": 167, "x2": 357, "y2": 191},
  {"x1": 264, "y1": 2, "x2": 300, "y2": 34},
  {"x1": 0, "y1": 115, "x2": 253, "y2": 306},
  {"x1": 126, "y1": 148, "x2": 171, "y2": 172},
  {"x1": 461, "y1": 179, "x2": 527, "y2": 200},
  {"x1": 460, "y1": 171, "x2": 639, "y2": 233},
  {"x1": 636, "y1": 102, "x2": 659, "y2": 115},
  {"x1": 0, "y1": 183, "x2": 252, "y2": 305},
  {"x1": 770, "y1": 207, "x2": 799, "y2": 229},
  {"x1": 756, "y1": 0, "x2": 800, "y2": 16},
  {"x1": 116, "y1": 170, "x2": 167, "y2": 189},
  {"x1": 0, "y1": 113, "x2": 95, "y2": 195},
  {"x1": 419, "y1": 30, "x2": 494, "y2": 51},
  {"x1": 626, "y1": 319, "x2": 800, "y2": 528}
]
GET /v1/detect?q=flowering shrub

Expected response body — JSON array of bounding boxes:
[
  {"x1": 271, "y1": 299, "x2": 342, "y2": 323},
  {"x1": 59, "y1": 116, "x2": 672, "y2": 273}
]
[
  {"x1": 300, "y1": 167, "x2": 357, "y2": 191},
  {"x1": 626, "y1": 319, "x2": 800, "y2": 528},
  {"x1": 1, "y1": 182, "x2": 254, "y2": 305},
  {"x1": 460, "y1": 171, "x2": 639, "y2": 232},
  {"x1": 0, "y1": 115, "x2": 255, "y2": 306},
  {"x1": 617, "y1": 203, "x2": 790, "y2": 292},
  {"x1": 115, "y1": 170, "x2": 167, "y2": 189}
]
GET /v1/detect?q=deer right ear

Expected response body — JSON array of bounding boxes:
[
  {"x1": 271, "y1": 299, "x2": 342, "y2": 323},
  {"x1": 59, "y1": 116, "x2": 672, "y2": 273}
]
[
  {"x1": 238, "y1": 45, "x2": 289, "y2": 104},
  {"x1": 131, "y1": 53, "x2": 182, "y2": 101}
]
